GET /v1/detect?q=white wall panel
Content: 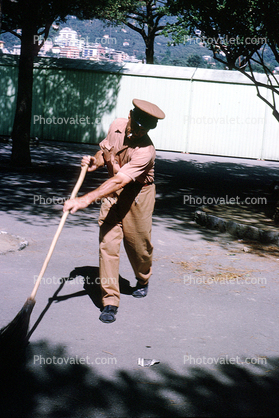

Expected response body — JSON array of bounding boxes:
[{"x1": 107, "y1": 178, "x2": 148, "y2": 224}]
[
  {"x1": 186, "y1": 80, "x2": 266, "y2": 158},
  {"x1": 1, "y1": 56, "x2": 279, "y2": 161}
]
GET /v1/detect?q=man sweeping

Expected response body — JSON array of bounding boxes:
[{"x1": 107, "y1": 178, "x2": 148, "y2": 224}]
[{"x1": 64, "y1": 99, "x2": 165, "y2": 323}]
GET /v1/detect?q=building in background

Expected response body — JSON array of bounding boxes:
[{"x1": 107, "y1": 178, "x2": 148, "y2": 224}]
[
  {"x1": 59, "y1": 46, "x2": 80, "y2": 59},
  {"x1": 5, "y1": 26, "x2": 139, "y2": 63},
  {"x1": 12, "y1": 45, "x2": 21, "y2": 55},
  {"x1": 55, "y1": 27, "x2": 84, "y2": 51},
  {"x1": 38, "y1": 40, "x2": 54, "y2": 56}
]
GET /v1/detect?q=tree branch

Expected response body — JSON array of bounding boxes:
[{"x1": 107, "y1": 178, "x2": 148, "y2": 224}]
[
  {"x1": 36, "y1": 21, "x2": 52, "y2": 53},
  {"x1": 214, "y1": 49, "x2": 279, "y2": 120},
  {"x1": 125, "y1": 20, "x2": 146, "y2": 39},
  {"x1": 7, "y1": 29, "x2": 22, "y2": 39}
]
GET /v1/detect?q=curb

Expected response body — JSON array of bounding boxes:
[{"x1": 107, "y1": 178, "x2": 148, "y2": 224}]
[
  {"x1": 194, "y1": 207, "x2": 279, "y2": 246},
  {"x1": 0, "y1": 231, "x2": 29, "y2": 255}
]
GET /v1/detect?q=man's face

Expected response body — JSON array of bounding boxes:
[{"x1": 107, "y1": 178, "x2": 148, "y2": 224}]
[{"x1": 125, "y1": 111, "x2": 149, "y2": 140}]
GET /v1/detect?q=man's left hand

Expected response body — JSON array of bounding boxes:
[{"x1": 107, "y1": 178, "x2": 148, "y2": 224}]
[{"x1": 63, "y1": 196, "x2": 90, "y2": 214}]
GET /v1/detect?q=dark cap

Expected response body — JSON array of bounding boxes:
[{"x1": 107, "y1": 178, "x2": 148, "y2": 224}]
[{"x1": 131, "y1": 99, "x2": 165, "y2": 130}]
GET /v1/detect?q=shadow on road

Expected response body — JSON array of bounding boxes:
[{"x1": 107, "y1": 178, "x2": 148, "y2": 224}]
[
  {"x1": 26, "y1": 266, "x2": 135, "y2": 341},
  {"x1": 1, "y1": 141, "x2": 278, "y2": 241},
  {"x1": 0, "y1": 339, "x2": 278, "y2": 417},
  {"x1": 154, "y1": 155, "x2": 279, "y2": 234},
  {"x1": 1, "y1": 144, "x2": 279, "y2": 416},
  {"x1": 0, "y1": 142, "x2": 105, "y2": 227}
]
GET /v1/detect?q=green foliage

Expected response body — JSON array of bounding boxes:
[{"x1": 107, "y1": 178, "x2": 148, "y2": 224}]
[
  {"x1": 166, "y1": 0, "x2": 279, "y2": 122},
  {"x1": 71, "y1": 0, "x2": 176, "y2": 63},
  {"x1": 1, "y1": 0, "x2": 105, "y2": 166},
  {"x1": 1, "y1": 0, "x2": 105, "y2": 43},
  {"x1": 166, "y1": 0, "x2": 279, "y2": 70},
  {"x1": 186, "y1": 53, "x2": 204, "y2": 67}
]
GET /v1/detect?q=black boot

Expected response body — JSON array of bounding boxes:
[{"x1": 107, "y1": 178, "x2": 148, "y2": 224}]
[
  {"x1": 99, "y1": 305, "x2": 118, "y2": 323},
  {"x1": 132, "y1": 281, "x2": 149, "y2": 298}
]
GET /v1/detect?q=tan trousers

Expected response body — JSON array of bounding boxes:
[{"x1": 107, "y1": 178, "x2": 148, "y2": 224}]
[{"x1": 98, "y1": 182, "x2": 156, "y2": 307}]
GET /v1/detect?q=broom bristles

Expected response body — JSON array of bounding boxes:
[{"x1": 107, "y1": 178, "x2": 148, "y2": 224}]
[{"x1": 0, "y1": 298, "x2": 35, "y2": 354}]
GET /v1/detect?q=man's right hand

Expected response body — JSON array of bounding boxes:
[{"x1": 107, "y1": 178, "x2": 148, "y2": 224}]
[{"x1": 82, "y1": 155, "x2": 97, "y2": 172}]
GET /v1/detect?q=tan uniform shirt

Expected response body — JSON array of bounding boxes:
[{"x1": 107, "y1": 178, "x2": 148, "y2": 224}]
[{"x1": 99, "y1": 118, "x2": 156, "y2": 184}]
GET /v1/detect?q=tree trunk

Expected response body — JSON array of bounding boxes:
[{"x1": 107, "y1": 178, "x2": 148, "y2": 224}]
[
  {"x1": 11, "y1": 23, "x2": 36, "y2": 167},
  {"x1": 274, "y1": 204, "x2": 279, "y2": 224},
  {"x1": 145, "y1": 34, "x2": 155, "y2": 64},
  {"x1": 0, "y1": 0, "x2": 2, "y2": 34}
]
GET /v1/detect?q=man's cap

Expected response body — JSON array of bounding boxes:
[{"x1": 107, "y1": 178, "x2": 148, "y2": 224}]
[{"x1": 131, "y1": 99, "x2": 165, "y2": 130}]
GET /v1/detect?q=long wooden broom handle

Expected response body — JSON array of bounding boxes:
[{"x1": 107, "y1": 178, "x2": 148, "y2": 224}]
[{"x1": 30, "y1": 164, "x2": 88, "y2": 300}]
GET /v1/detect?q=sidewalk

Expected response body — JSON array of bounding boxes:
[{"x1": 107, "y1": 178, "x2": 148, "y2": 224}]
[
  {"x1": 1, "y1": 141, "x2": 279, "y2": 417},
  {"x1": 195, "y1": 202, "x2": 279, "y2": 246}
]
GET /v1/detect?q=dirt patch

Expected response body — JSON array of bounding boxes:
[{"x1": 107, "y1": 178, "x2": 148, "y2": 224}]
[{"x1": 237, "y1": 240, "x2": 279, "y2": 258}]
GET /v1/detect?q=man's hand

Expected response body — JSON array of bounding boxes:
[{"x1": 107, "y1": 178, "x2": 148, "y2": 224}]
[
  {"x1": 82, "y1": 151, "x2": 104, "y2": 172},
  {"x1": 63, "y1": 172, "x2": 130, "y2": 215},
  {"x1": 63, "y1": 196, "x2": 90, "y2": 214},
  {"x1": 82, "y1": 155, "x2": 97, "y2": 172}
]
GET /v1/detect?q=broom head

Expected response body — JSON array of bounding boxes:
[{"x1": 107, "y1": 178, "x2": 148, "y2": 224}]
[{"x1": 0, "y1": 297, "x2": 36, "y2": 361}]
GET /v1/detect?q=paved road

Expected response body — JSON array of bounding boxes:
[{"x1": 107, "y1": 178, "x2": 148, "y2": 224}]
[{"x1": 1, "y1": 141, "x2": 279, "y2": 417}]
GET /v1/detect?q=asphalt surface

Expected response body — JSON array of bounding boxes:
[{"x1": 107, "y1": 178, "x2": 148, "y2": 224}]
[{"x1": 1, "y1": 140, "x2": 279, "y2": 417}]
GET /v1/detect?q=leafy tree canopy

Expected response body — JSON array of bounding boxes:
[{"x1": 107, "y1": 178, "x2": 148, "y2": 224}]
[
  {"x1": 87, "y1": 0, "x2": 175, "y2": 63},
  {"x1": 166, "y1": 0, "x2": 279, "y2": 120},
  {"x1": 1, "y1": 0, "x2": 98, "y2": 52},
  {"x1": 1, "y1": 0, "x2": 101, "y2": 166}
]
